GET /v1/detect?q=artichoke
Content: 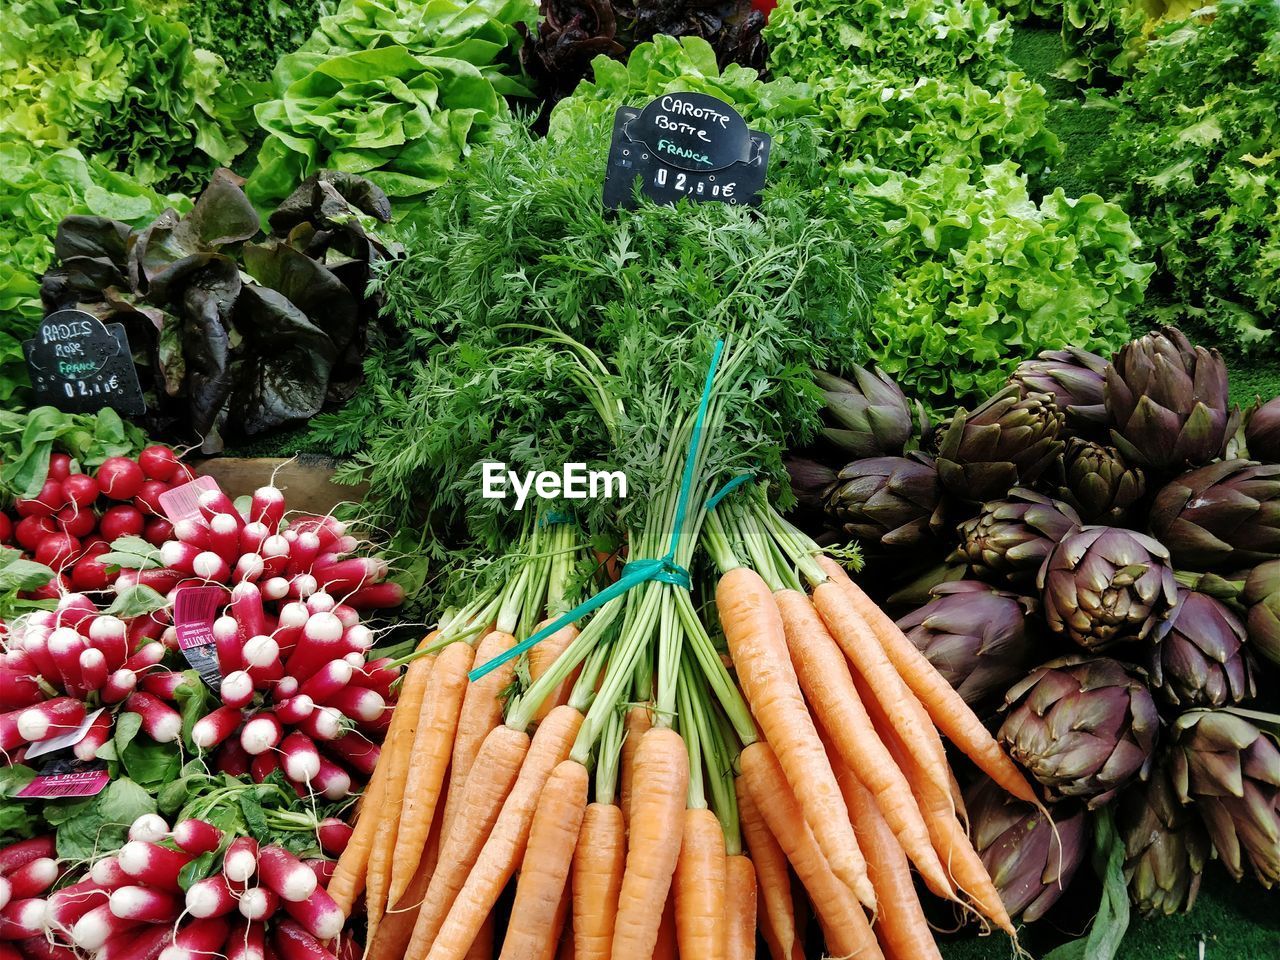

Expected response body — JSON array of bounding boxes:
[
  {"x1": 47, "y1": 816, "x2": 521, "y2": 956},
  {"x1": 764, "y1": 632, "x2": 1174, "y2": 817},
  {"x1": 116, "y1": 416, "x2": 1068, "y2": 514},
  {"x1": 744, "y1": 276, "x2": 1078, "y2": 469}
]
[
  {"x1": 1244, "y1": 396, "x2": 1280, "y2": 463},
  {"x1": 1150, "y1": 589, "x2": 1254, "y2": 708},
  {"x1": 1055, "y1": 438, "x2": 1146, "y2": 525},
  {"x1": 1011, "y1": 346, "x2": 1109, "y2": 431},
  {"x1": 1149, "y1": 460, "x2": 1280, "y2": 570},
  {"x1": 1038, "y1": 526, "x2": 1179, "y2": 651},
  {"x1": 1105, "y1": 326, "x2": 1235, "y2": 474},
  {"x1": 1171, "y1": 710, "x2": 1280, "y2": 887},
  {"x1": 965, "y1": 778, "x2": 1089, "y2": 922},
  {"x1": 896, "y1": 581, "x2": 1040, "y2": 706},
  {"x1": 952, "y1": 489, "x2": 1081, "y2": 586},
  {"x1": 1243, "y1": 560, "x2": 1280, "y2": 665},
  {"x1": 822, "y1": 454, "x2": 944, "y2": 551},
  {"x1": 999, "y1": 656, "x2": 1160, "y2": 807},
  {"x1": 936, "y1": 387, "x2": 1065, "y2": 503},
  {"x1": 1118, "y1": 760, "x2": 1210, "y2": 916},
  {"x1": 815, "y1": 367, "x2": 925, "y2": 459}
]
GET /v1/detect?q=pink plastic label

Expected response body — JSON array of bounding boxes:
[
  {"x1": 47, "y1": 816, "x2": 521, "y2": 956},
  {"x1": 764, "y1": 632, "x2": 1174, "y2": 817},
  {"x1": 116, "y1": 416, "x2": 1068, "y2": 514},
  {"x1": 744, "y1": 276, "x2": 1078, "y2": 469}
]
[
  {"x1": 173, "y1": 585, "x2": 226, "y2": 687},
  {"x1": 25, "y1": 708, "x2": 105, "y2": 761},
  {"x1": 160, "y1": 475, "x2": 221, "y2": 523},
  {"x1": 18, "y1": 757, "x2": 109, "y2": 798}
]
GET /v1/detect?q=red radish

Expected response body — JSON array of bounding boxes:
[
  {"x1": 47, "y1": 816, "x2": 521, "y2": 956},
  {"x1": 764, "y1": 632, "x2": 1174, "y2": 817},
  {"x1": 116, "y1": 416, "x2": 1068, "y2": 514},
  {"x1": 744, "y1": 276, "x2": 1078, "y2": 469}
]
[
  {"x1": 193, "y1": 551, "x2": 230, "y2": 583},
  {"x1": 235, "y1": 554, "x2": 265, "y2": 583},
  {"x1": 302, "y1": 592, "x2": 335, "y2": 615},
  {"x1": 320, "y1": 732, "x2": 378, "y2": 776},
  {"x1": 74, "y1": 710, "x2": 113, "y2": 761},
  {"x1": 46, "y1": 454, "x2": 73, "y2": 481},
  {"x1": 302, "y1": 860, "x2": 335, "y2": 887},
  {"x1": 108, "y1": 885, "x2": 180, "y2": 922},
  {"x1": 256, "y1": 848, "x2": 315, "y2": 903},
  {"x1": 281, "y1": 886, "x2": 343, "y2": 940},
  {"x1": 96, "y1": 458, "x2": 144, "y2": 501},
  {"x1": 274, "y1": 696, "x2": 314, "y2": 726},
  {"x1": 169, "y1": 462, "x2": 198, "y2": 485},
  {"x1": 261, "y1": 577, "x2": 289, "y2": 602},
  {"x1": 332, "y1": 605, "x2": 359, "y2": 629},
  {"x1": 47, "y1": 628, "x2": 87, "y2": 690},
  {"x1": 144, "y1": 516, "x2": 175, "y2": 548},
  {"x1": 138, "y1": 447, "x2": 179, "y2": 483},
  {"x1": 186, "y1": 874, "x2": 238, "y2": 919},
  {"x1": 341, "y1": 625, "x2": 373, "y2": 653},
  {"x1": 133, "y1": 480, "x2": 169, "y2": 517},
  {"x1": 56, "y1": 593, "x2": 97, "y2": 628},
  {"x1": 213, "y1": 616, "x2": 243, "y2": 676},
  {"x1": 14, "y1": 515, "x2": 57, "y2": 551},
  {"x1": 24, "y1": 574, "x2": 68, "y2": 601},
  {"x1": 209, "y1": 514, "x2": 241, "y2": 563},
  {"x1": 286, "y1": 574, "x2": 318, "y2": 600},
  {"x1": 118, "y1": 567, "x2": 185, "y2": 595},
  {"x1": 17, "y1": 938, "x2": 77, "y2": 960},
  {"x1": 297, "y1": 660, "x2": 350, "y2": 702},
  {"x1": 344, "y1": 582, "x2": 404, "y2": 609},
  {"x1": 220, "y1": 671, "x2": 255, "y2": 710},
  {"x1": 124, "y1": 693, "x2": 181, "y2": 743},
  {"x1": 140, "y1": 671, "x2": 187, "y2": 700},
  {"x1": 230, "y1": 583, "x2": 267, "y2": 638},
  {"x1": 294, "y1": 706, "x2": 343, "y2": 742},
  {"x1": 70, "y1": 902, "x2": 141, "y2": 950},
  {"x1": 285, "y1": 533, "x2": 320, "y2": 577},
  {"x1": 128, "y1": 814, "x2": 170, "y2": 844},
  {"x1": 249, "y1": 487, "x2": 285, "y2": 533},
  {"x1": 316, "y1": 819, "x2": 352, "y2": 857},
  {"x1": 16, "y1": 479, "x2": 66, "y2": 517},
  {"x1": 313, "y1": 558, "x2": 386, "y2": 593},
  {"x1": 283, "y1": 613, "x2": 343, "y2": 681},
  {"x1": 272, "y1": 919, "x2": 337, "y2": 960},
  {"x1": 97, "y1": 922, "x2": 171, "y2": 960},
  {"x1": 35, "y1": 532, "x2": 81, "y2": 569},
  {"x1": 0, "y1": 668, "x2": 41, "y2": 710},
  {"x1": 55, "y1": 505, "x2": 97, "y2": 539},
  {"x1": 273, "y1": 676, "x2": 299, "y2": 700},
  {"x1": 79, "y1": 647, "x2": 109, "y2": 691},
  {"x1": 61, "y1": 474, "x2": 99, "y2": 508},
  {"x1": 0, "y1": 709, "x2": 29, "y2": 752},
  {"x1": 173, "y1": 519, "x2": 212, "y2": 548},
  {"x1": 216, "y1": 741, "x2": 252, "y2": 778},
  {"x1": 172, "y1": 819, "x2": 222, "y2": 856},
  {"x1": 319, "y1": 686, "x2": 384, "y2": 725},
  {"x1": 242, "y1": 636, "x2": 279, "y2": 670},
  {"x1": 17, "y1": 697, "x2": 86, "y2": 741},
  {"x1": 0, "y1": 513, "x2": 11, "y2": 545},
  {"x1": 158, "y1": 915, "x2": 232, "y2": 960},
  {"x1": 89, "y1": 856, "x2": 128, "y2": 887},
  {"x1": 45, "y1": 879, "x2": 108, "y2": 932},
  {"x1": 223, "y1": 838, "x2": 259, "y2": 884},
  {"x1": 3, "y1": 858, "x2": 56, "y2": 900},
  {"x1": 117, "y1": 841, "x2": 191, "y2": 891},
  {"x1": 227, "y1": 919, "x2": 267, "y2": 960},
  {"x1": 19, "y1": 632, "x2": 60, "y2": 683},
  {"x1": 241, "y1": 522, "x2": 270, "y2": 556},
  {"x1": 280, "y1": 732, "x2": 321, "y2": 783},
  {"x1": 98, "y1": 504, "x2": 145, "y2": 541},
  {"x1": 71, "y1": 556, "x2": 112, "y2": 591},
  {"x1": 1, "y1": 898, "x2": 49, "y2": 939},
  {"x1": 160, "y1": 540, "x2": 202, "y2": 574},
  {"x1": 198, "y1": 489, "x2": 242, "y2": 524},
  {"x1": 101, "y1": 669, "x2": 137, "y2": 704},
  {"x1": 238, "y1": 886, "x2": 279, "y2": 922},
  {"x1": 251, "y1": 751, "x2": 282, "y2": 785},
  {"x1": 309, "y1": 759, "x2": 352, "y2": 799},
  {"x1": 124, "y1": 642, "x2": 165, "y2": 674},
  {"x1": 240, "y1": 712, "x2": 283, "y2": 756},
  {"x1": 192, "y1": 706, "x2": 242, "y2": 750}
]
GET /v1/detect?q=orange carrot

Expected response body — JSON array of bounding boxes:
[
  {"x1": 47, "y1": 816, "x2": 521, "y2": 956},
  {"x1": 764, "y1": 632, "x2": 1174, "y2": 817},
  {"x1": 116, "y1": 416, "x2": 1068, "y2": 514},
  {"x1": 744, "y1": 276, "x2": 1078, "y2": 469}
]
[
  {"x1": 717, "y1": 567, "x2": 873, "y2": 910},
  {"x1": 443, "y1": 630, "x2": 516, "y2": 840},
  {"x1": 541, "y1": 862, "x2": 574, "y2": 960},
  {"x1": 571, "y1": 802, "x2": 625, "y2": 960},
  {"x1": 673, "y1": 808, "x2": 726, "y2": 960},
  {"x1": 724, "y1": 854, "x2": 757, "y2": 960},
  {"x1": 775, "y1": 588, "x2": 952, "y2": 899},
  {"x1": 836, "y1": 756, "x2": 943, "y2": 960},
  {"x1": 405, "y1": 725, "x2": 531, "y2": 957},
  {"x1": 740, "y1": 741, "x2": 883, "y2": 960},
  {"x1": 821, "y1": 558, "x2": 1038, "y2": 803},
  {"x1": 371, "y1": 793, "x2": 448, "y2": 959},
  {"x1": 620, "y1": 705, "x2": 652, "y2": 827},
  {"x1": 529, "y1": 622, "x2": 580, "y2": 723},
  {"x1": 424, "y1": 706, "x2": 585, "y2": 960},
  {"x1": 652, "y1": 894, "x2": 677, "y2": 960},
  {"x1": 735, "y1": 778, "x2": 800, "y2": 960},
  {"x1": 390, "y1": 640, "x2": 474, "y2": 906},
  {"x1": 329, "y1": 743, "x2": 388, "y2": 918},
  {"x1": 611, "y1": 728, "x2": 689, "y2": 958},
  {"x1": 499, "y1": 760, "x2": 589, "y2": 960}
]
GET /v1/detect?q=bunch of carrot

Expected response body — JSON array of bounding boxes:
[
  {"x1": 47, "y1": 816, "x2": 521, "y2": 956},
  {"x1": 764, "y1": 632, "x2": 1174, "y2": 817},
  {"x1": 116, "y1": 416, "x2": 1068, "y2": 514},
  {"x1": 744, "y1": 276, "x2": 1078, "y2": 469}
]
[{"x1": 328, "y1": 471, "x2": 1039, "y2": 959}]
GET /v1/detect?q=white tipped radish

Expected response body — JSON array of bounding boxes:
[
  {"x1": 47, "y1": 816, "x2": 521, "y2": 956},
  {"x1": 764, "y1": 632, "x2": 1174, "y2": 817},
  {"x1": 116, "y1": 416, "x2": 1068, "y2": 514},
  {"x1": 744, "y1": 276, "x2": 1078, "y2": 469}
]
[
  {"x1": 281, "y1": 885, "x2": 343, "y2": 940},
  {"x1": 313, "y1": 557, "x2": 387, "y2": 593},
  {"x1": 311, "y1": 759, "x2": 352, "y2": 802},
  {"x1": 251, "y1": 752, "x2": 282, "y2": 784},
  {"x1": 43, "y1": 878, "x2": 108, "y2": 933},
  {"x1": 47, "y1": 628, "x2": 87, "y2": 692},
  {"x1": 274, "y1": 695, "x2": 314, "y2": 726},
  {"x1": 140, "y1": 670, "x2": 186, "y2": 701},
  {"x1": 209, "y1": 512, "x2": 241, "y2": 562},
  {"x1": 160, "y1": 625, "x2": 179, "y2": 651},
  {"x1": 235, "y1": 554, "x2": 265, "y2": 583},
  {"x1": 128, "y1": 814, "x2": 170, "y2": 844},
  {"x1": 297, "y1": 660, "x2": 351, "y2": 702},
  {"x1": 237, "y1": 886, "x2": 279, "y2": 921},
  {"x1": 341, "y1": 624, "x2": 374, "y2": 652},
  {"x1": 117, "y1": 841, "x2": 190, "y2": 890},
  {"x1": 99, "y1": 924, "x2": 172, "y2": 960},
  {"x1": 79, "y1": 647, "x2": 109, "y2": 691},
  {"x1": 220, "y1": 671, "x2": 255, "y2": 710},
  {"x1": 213, "y1": 616, "x2": 243, "y2": 676},
  {"x1": 88, "y1": 616, "x2": 128, "y2": 668},
  {"x1": 192, "y1": 551, "x2": 230, "y2": 583},
  {"x1": 124, "y1": 642, "x2": 165, "y2": 673},
  {"x1": 250, "y1": 486, "x2": 286, "y2": 532},
  {"x1": 261, "y1": 534, "x2": 290, "y2": 561},
  {"x1": 295, "y1": 705, "x2": 343, "y2": 742},
  {"x1": 185, "y1": 873, "x2": 238, "y2": 919},
  {"x1": 161, "y1": 541, "x2": 202, "y2": 573},
  {"x1": 18, "y1": 697, "x2": 86, "y2": 741},
  {"x1": 316, "y1": 818, "x2": 352, "y2": 856},
  {"x1": 304, "y1": 592, "x2": 335, "y2": 614},
  {"x1": 102, "y1": 668, "x2": 137, "y2": 704},
  {"x1": 0, "y1": 898, "x2": 46, "y2": 938},
  {"x1": 90, "y1": 857, "x2": 128, "y2": 887},
  {"x1": 124, "y1": 692, "x2": 182, "y2": 743},
  {"x1": 261, "y1": 577, "x2": 290, "y2": 601},
  {"x1": 70, "y1": 902, "x2": 140, "y2": 949},
  {"x1": 0, "y1": 876, "x2": 9, "y2": 912},
  {"x1": 173, "y1": 518, "x2": 212, "y2": 548},
  {"x1": 0, "y1": 836, "x2": 55, "y2": 874},
  {"x1": 197, "y1": 488, "x2": 240, "y2": 521},
  {"x1": 56, "y1": 594, "x2": 97, "y2": 628},
  {"x1": 273, "y1": 676, "x2": 299, "y2": 699},
  {"x1": 227, "y1": 919, "x2": 267, "y2": 960},
  {"x1": 287, "y1": 574, "x2": 318, "y2": 600},
  {"x1": 332, "y1": 604, "x2": 359, "y2": 629},
  {"x1": 285, "y1": 533, "x2": 320, "y2": 577},
  {"x1": 256, "y1": 847, "x2": 315, "y2": 903},
  {"x1": 241, "y1": 520, "x2": 270, "y2": 555},
  {"x1": 4, "y1": 858, "x2": 55, "y2": 901},
  {"x1": 345, "y1": 582, "x2": 405, "y2": 609},
  {"x1": 74, "y1": 709, "x2": 113, "y2": 761},
  {"x1": 321, "y1": 731, "x2": 379, "y2": 775},
  {"x1": 282, "y1": 613, "x2": 344, "y2": 682},
  {"x1": 272, "y1": 918, "x2": 335, "y2": 960},
  {"x1": 0, "y1": 711, "x2": 28, "y2": 752},
  {"x1": 240, "y1": 712, "x2": 283, "y2": 756},
  {"x1": 192, "y1": 706, "x2": 242, "y2": 750},
  {"x1": 321, "y1": 686, "x2": 385, "y2": 725},
  {"x1": 157, "y1": 915, "x2": 232, "y2": 960},
  {"x1": 108, "y1": 885, "x2": 180, "y2": 922},
  {"x1": 242, "y1": 635, "x2": 280, "y2": 669},
  {"x1": 280, "y1": 732, "x2": 321, "y2": 784},
  {"x1": 172, "y1": 819, "x2": 222, "y2": 856},
  {"x1": 223, "y1": 838, "x2": 259, "y2": 884},
  {"x1": 342, "y1": 652, "x2": 365, "y2": 669}
]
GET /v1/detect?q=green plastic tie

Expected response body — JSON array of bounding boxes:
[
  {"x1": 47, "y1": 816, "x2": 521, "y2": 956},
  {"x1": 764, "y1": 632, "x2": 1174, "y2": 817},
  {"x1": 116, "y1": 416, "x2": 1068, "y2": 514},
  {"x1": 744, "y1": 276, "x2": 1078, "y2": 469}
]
[{"x1": 704, "y1": 473, "x2": 752, "y2": 513}]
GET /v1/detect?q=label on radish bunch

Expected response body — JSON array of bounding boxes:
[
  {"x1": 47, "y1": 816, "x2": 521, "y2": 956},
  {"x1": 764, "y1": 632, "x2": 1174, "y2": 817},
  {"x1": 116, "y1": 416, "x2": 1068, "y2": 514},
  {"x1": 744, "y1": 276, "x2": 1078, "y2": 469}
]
[
  {"x1": 173, "y1": 585, "x2": 225, "y2": 688},
  {"x1": 160, "y1": 475, "x2": 222, "y2": 524},
  {"x1": 22, "y1": 309, "x2": 146, "y2": 416},
  {"x1": 17, "y1": 757, "x2": 110, "y2": 799},
  {"x1": 24, "y1": 708, "x2": 105, "y2": 761}
]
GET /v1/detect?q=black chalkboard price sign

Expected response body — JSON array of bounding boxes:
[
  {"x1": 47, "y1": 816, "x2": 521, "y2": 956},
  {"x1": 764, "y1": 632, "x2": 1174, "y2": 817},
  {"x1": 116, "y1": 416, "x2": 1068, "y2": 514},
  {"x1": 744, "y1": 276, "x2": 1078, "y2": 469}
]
[
  {"x1": 23, "y1": 309, "x2": 146, "y2": 416},
  {"x1": 603, "y1": 92, "x2": 772, "y2": 211}
]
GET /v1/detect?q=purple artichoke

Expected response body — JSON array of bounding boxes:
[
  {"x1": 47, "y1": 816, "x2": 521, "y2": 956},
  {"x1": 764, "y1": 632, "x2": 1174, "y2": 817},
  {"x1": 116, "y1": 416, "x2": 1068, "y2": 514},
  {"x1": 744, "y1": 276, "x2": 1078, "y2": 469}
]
[
  {"x1": 1118, "y1": 760, "x2": 1210, "y2": 916},
  {"x1": 1149, "y1": 460, "x2": 1280, "y2": 570},
  {"x1": 966, "y1": 778, "x2": 1089, "y2": 922},
  {"x1": 999, "y1": 656, "x2": 1160, "y2": 808},
  {"x1": 1011, "y1": 346, "x2": 1110, "y2": 431},
  {"x1": 1243, "y1": 560, "x2": 1280, "y2": 665},
  {"x1": 936, "y1": 387, "x2": 1065, "y2": 503},
  {"x1": 815, "y1": 367, "x2": 925, "y2": 459},
  {"x1": 896, "y1": 581, "x2": 1040, "y2": 706},
  {"x1": 1171, "y1": 710, "x2": 1280, "y2": 887},
  {"x1": 821, "y1": 453, "x2": 944, "y2": 550},
  {"x1": 1038, "y1": 526, "x2": 1179, "y2": 651},
  {"x1": 1055, "y1": 438, "x2": 1146, "y2": 525},
  {"x1": 1245, "y1": 396, "x2": 1280, "y2": 463},
  {"x1": 1150, "y1": 589, "x2": 1255, "y2": 708},
  {"x1": 952, "y1": 489, "x2": 1081, "y2": 587},
  {"x1": 1105, "y1": 326, "x2": 1235, "y2": 474}
]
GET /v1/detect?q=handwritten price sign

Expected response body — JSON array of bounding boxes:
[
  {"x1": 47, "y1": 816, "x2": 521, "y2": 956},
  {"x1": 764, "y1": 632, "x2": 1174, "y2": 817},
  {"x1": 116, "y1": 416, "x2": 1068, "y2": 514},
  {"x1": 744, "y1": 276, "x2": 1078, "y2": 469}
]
[{"x1": 23, "y1": 309, "x2": 146, "y2": 415}]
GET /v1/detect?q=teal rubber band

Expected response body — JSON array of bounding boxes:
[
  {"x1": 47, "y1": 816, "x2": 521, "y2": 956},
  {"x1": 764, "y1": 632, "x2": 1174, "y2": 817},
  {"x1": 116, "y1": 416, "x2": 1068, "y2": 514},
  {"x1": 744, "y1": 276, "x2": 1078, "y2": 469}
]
[
  {"x1": 539, "y1": 510, "x2": 572, "y2": 528},
  {"x1": 467, "y1": 339, "x2": 725, "y2": 683},
  {"x1": 704, "y1": 473, "x2": 752, "y2": 513}
]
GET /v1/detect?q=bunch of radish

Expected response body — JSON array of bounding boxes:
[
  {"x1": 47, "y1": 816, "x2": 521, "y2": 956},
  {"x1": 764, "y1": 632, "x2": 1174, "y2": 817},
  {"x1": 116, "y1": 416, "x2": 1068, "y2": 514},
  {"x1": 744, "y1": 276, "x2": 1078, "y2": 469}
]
[
  {"x1": 0, "y1": 835, "x2": 60, "y2": 957},
  {"x1": 1, "y1": 593, "x2": 185, "y2": 765},
  {"x1": 1, "y1": 446, "x2": 192, "y2": 596}
]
